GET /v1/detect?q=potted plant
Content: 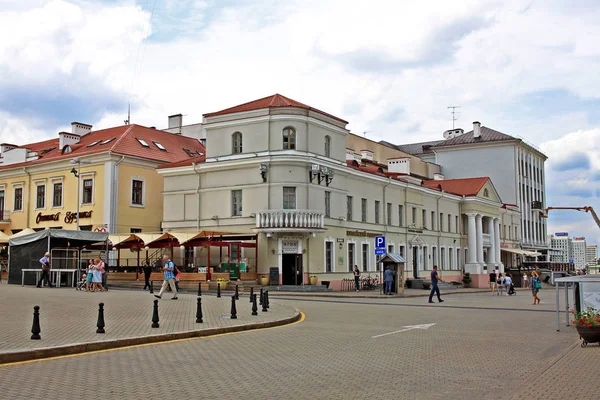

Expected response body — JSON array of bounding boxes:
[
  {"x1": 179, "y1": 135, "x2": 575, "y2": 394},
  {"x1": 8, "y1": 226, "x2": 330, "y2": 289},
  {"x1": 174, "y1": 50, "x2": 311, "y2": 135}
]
[
  {"x1": 216, "y1": 277, "x2": 228, "y2": 290},
  {"x1": 309, "y1": 275, "x2": 318, "y2": 285},
  {"x1": 462, "y1": 272, "x2": 472, "y2": 287},
  {"x1": 570, "y1": 307, "x2": 600, "y2": 347},
  {"x1": 257, "y1": 275, "x2": 269, "y2": 286}
]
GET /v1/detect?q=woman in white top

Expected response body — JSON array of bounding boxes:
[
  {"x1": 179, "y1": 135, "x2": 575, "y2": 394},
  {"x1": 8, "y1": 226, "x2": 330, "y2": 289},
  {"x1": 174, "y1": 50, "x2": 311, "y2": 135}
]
[{"x1": 523, "y1": 272, "x2": 529, "y2": 289}]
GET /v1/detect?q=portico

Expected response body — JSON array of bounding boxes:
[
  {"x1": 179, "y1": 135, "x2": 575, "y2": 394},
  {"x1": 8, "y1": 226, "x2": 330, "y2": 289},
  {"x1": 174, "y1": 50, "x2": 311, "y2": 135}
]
[{"x1": 464, "y1": 212, "x2": 503, "y2": 274}]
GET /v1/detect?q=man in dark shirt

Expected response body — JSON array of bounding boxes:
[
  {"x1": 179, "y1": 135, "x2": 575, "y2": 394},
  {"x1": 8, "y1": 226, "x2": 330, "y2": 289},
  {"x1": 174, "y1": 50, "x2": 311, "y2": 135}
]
[
  {"x1": 428, "y1": 265, "x2": 445, "y2": 303},
  {"x1": 489, "y1": 270, "x2": 497, "y2": 295}
]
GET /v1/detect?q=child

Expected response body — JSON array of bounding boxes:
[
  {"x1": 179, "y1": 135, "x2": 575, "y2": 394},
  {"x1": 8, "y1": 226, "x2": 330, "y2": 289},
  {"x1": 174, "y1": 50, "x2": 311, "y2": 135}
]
[
  {"x1": 76, "y1": 273, "x2": 87, "y2": 291},
  {"x1": 85, "y1": 259, "x2": 94, "y2": 292}
]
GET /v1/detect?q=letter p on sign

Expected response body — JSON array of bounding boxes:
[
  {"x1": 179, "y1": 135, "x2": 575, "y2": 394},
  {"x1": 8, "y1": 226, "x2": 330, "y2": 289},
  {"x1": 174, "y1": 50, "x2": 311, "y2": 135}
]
[{"x1": 375, "y1": 236, "x2": 386, "y2": 249}]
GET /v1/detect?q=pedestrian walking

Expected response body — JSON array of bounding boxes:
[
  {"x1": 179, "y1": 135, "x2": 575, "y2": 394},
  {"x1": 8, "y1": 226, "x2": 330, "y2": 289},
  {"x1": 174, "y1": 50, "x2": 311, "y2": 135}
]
[
  {"x1": 142, "y1": 259, "x2": 152, "y2": 291},
  {"x1": 428, "y1": 265, "x2": 445, "y2": 303},
  {"x1": 353, "y1": 265, "x2": 360, "y2": 292},
  {"x1": 522, "y1": 272, "x2": 529, "y2": 289},
  {"x1": 36, "y1": 252, "x2": 54, "y2": 288},
  {"x1": 497, "y1": 273, "x2": 504, "y2": 295},
  {"x1": 154, "y1": 255, "x2": 178, "y2": 300},
  {"x1": 92, "y1": 257, "x2": 106, "y2": 292},
  {"x1": 503, "y1": 273, "x2": 513, "y2": 296},
  {"x1": 530, "y1": 270, "x2": 541, "y2": 305},
  {"x1": 85, "y1": 259, "x2": 94, "y2": 292},
  {"x1": 489, "y1": 269, "x2": 497, "y2": 295},
  {"x1": 384, "y1": 266, "x2": 394, "y2": 295}
]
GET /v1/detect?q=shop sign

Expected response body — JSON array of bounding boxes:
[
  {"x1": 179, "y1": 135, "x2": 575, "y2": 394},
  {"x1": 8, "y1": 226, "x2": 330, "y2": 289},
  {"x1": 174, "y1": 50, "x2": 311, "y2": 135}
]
[
  {"x1": 574, "y1": 237, "x2": 585, "y2": 241},
  {"x1": 64, "y1": 211, "x2": 93, "y2": 224},
  {"x1": 36, "y1": 212, "x2": 60, "y2": 224},
  {"x1": 346, "y1": 230, "x2": 381, "y2": 238}
]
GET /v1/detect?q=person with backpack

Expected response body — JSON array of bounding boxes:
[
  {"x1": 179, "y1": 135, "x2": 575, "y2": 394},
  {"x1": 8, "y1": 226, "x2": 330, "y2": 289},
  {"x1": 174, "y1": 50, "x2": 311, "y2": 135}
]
[
  {"x1": 530, "y1": 270, "x2": 542, "y2": 305},
  {"x1": 353, "y1": 265, "x2": 360, "y2": 292},
  {"x1": 154, "y1": 255, "x2": 178, "y2": 300}
]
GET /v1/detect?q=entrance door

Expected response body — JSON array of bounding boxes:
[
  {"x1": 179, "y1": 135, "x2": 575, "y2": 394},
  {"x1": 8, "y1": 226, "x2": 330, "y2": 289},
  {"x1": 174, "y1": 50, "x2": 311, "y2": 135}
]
[
  {"x1": 282, "y1": 254, "x2": 302, "y2": 285},
  {"x1": 412, "y1": 246, "x2": 419, "y2": 278}
]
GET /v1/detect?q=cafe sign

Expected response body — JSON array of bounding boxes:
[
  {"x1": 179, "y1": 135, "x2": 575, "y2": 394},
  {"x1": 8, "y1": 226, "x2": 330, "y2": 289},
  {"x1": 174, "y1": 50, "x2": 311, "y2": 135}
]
[{"x1": 36, "y1": 211, "x2": 93, "y2": 224}]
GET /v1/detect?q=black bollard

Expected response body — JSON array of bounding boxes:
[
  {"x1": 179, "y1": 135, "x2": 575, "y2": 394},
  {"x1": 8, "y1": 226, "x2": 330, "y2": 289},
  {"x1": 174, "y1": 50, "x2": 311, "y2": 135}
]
[
  {"x1": 252, "y1": 293, "x2": 258, "y2": 316},
  {"x1": 96, "y1": 302, "x2": 105, "y2": 333},
  {"x1": 230, "y1": 295, "x2": 238, "y2": 319},
  {"x1": 151, "y1": 299, "x2": 160, "y2": 328},
  {"x1": 197, "y1": 282, "x2": 202, "y2": 297},
  {"x1": 265, "y1": 290, "x2": 270, "y2": 309},
  {"x1": 259, "y1": 287, "x2": 264, "y2": 305},
  {"x1": 149, "y1": 281, "x2": 154, "y2": 294},
  {"x1": 249, "y1": 286, "x2": 254, "y2": 302},
  {"x1": 217, "y1": 283, "x2": 221, "y2": 298},
  {"x1": 31, "y1": 305, "x2": 41, "y2": 340},
  {"x1": 196, "y1": 297, "x2": 203, "y2": 323},
  {"x1": 235, "y1": 284, "x2": 239, "y2": 300},
  {"x1": 262, "y1": 294, "x2": 268, "y2": 312}
]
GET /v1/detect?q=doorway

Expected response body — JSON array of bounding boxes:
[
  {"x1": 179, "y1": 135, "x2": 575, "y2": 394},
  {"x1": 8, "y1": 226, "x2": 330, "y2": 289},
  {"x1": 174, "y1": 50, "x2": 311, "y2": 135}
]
[
  {"x1": 282, "y1": 254, "x2": 302, "y2": 285},
  {"x1": 412, "y1": 246, "x2": 419, "y2": 278}
]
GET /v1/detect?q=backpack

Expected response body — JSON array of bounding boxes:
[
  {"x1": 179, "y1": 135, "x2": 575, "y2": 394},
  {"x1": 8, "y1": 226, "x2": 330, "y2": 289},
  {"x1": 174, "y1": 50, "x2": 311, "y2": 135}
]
[{"x1": 169, "y1": 261, "x2": 179, "y2": 277}]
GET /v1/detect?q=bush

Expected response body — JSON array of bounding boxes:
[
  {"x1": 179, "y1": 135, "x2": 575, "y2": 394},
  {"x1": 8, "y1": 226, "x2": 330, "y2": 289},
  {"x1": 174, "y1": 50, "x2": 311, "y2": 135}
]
[{"x1": 462, "y1": 272, "x2": 472, "y2": 286}]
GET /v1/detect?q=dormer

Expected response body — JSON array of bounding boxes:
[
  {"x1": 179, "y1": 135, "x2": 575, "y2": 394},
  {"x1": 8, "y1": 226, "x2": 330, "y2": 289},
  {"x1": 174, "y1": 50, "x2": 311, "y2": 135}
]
[
  {"x1": 387, "y1": 157, "x2": 410, "y2": 174},
  {"x1": 71, "y1": 122, "x2": 92, "y2": 136},
  {"x1": 0, "y1": 143, "x2": 18, "y2": 154},
  {"x1": 59, "y1": 132, "x2": 81, "y2": 151},
  {"x1": 346, "y1": 148, "x2": 355, "y2": 161},
  {"x1": 361, "y1": 149, "x2": 374, "y2": 161}
]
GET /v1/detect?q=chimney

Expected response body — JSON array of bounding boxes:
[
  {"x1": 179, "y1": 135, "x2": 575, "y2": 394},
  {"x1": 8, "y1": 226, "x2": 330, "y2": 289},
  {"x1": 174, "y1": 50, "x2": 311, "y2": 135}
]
[
  {"x1": 168, "y1": 114, "x2": 183, "y2": 132},
  {"x1": 433, "y1": 173, "x2": 445, "y2": 180},
  {"x1": 473, "y1": 121, "x2": 481, "y2": 138},
  {"x1": 387, "y1": 158, "x2": 410, "y2": 174},
  {"x1": 71, "y1": 122, "x2": 92, "y2": 136},
  {"x1": 59, "y1": 132, "x2": 81, "y2": 150},
  {"x1": 360, "y1": 149, "x2": 374, "y2": 161}
]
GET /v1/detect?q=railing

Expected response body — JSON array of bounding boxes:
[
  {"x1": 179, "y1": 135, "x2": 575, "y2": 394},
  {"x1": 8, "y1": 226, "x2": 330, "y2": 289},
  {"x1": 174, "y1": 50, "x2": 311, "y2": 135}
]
[
  {"x1": 0, "y1": 210, "x2": 10, "y2": 223},
  {"x1": 482, "y1": 233, "x2": 491, "y2": 246},
  {"x1": 256, "y1": 209, "x2": 325, "y2": 230},
  {"x1": 341, "y1": 276, "x2": 381, "y2": 291}
]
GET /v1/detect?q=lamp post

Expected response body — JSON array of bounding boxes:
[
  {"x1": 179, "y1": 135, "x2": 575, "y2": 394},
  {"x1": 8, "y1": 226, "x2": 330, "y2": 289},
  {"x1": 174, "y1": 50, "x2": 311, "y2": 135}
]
[{"x1": 70, "y1": 158, "x2": 90, "y2": 230}]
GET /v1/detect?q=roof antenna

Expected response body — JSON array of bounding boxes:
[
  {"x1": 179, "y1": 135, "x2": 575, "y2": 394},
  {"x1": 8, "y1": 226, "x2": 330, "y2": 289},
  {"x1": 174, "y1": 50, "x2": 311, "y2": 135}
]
[
  {"x1": 124, "y1": 103, "x2": 131, "y2": 125},
  {"x1": 447, "y1": 105, "x2": 461, "y2": 129},
  {"x1": 363, "y1": 131, "x2": 371, "y2": 138}
]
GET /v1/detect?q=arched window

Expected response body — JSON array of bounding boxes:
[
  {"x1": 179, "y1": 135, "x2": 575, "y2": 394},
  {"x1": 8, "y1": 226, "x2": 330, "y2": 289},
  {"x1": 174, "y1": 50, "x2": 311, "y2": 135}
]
[
  {"x1": 232, "y1": 132, "x2": 242, "y2": 154},
  {"x1": 483, "y1": 188, "x2": 489, "y2": 197},
  {"x1": 283, "y1": 127, "x2": 296, "y2": 150},
  {"x1": 324, "y1": 135, "x2": 331, "y2": 157}
]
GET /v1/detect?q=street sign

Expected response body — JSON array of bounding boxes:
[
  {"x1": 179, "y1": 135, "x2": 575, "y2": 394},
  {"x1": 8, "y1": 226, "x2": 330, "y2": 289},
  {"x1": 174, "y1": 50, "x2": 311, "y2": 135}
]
[
  {"x1": 375, "y1": 235, "x2": 386, "y2": 249},
  {"x1": 375, "y1": 248, "x2": 386, "y2": 256}
]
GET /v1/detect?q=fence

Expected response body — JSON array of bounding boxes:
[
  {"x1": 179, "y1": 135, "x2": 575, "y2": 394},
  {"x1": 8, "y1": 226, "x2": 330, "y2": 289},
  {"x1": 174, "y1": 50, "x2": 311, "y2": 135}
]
[{"x1": 341, "y1": 275, "x2": 381, "y2": 292}]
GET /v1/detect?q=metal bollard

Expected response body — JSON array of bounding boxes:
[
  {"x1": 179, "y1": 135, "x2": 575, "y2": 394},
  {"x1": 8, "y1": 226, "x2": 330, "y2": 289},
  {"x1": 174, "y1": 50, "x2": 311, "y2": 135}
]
[
  {"x1": 197, "y1": 282, "x2": 202, "y2": 297},
  {"x1": 266, "y1": 290, "x2": 270, "y2": 309},
  {"x1": 149, "y1": 281, "x2": 154, "y2": 294},
  {"x1": 235, "y1": 284, "x2": 239, "y2": 300},
  {"x1": 249, "y1": 286, "x2": 254, "y2": 302},
  {"x1": 31, "y1": 305, "x2": 41, "y2": 340},
  {"x1": 230, "y1": 295, "x2": 238, "y2": 319},
  {"x1": 96, "y1": 302, "x2": 106, "y2": 333},
  {"x1": 251, "y1": 293, "x2": 258, "y2": 316},
  {"x1": 262, "y1": 294, "x2": 268, "y2": 312},
  {"x1": 217, "y1": 283, "x2": 221, "y2": 298},
  {"x1": 196, "y1": 297, "x2": 203, "y2": 323},
  {"x1": 151, "y1": 299, "x2": 160, "y2": 328},
  {"x1": 259, "y1": 288, "x2": 264, "y2": 305}
]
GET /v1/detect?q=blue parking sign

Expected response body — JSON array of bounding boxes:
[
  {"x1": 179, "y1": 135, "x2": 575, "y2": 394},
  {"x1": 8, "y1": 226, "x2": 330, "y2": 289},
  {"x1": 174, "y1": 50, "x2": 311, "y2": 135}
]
[
  {"x1": 375, "y1": 236, "x2": 386, "y2": 250},
  {"x1": 375, "y1": 248, "x2": 386, "y2": 256}
]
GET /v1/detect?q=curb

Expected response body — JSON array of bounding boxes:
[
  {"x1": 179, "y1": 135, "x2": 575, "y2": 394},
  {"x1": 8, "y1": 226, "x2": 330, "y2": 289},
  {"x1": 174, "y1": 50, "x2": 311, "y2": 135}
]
[
  {"x1": 0, "y1": 310, "x2": 301, "y2": 365},
  {"x1": 268, "y1": 289, "x2": 492, "y2": 299}
]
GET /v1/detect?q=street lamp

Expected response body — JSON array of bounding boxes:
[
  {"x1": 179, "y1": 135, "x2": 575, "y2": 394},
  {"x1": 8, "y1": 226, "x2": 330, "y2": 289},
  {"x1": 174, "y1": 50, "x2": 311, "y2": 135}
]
[{"x1": 70, "y1": 158, "x2": 91, "y2": 230}]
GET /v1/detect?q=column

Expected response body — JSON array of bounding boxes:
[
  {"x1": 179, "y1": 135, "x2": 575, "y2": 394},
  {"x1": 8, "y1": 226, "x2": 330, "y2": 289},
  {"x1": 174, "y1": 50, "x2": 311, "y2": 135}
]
[
  {"x1": 466, "y1": 213, "x2": 477, "y2": 263},
  {"x1": 476, "y1": 214, "x2": 484, "y2": 264},
  {"x1": 487, "y1": 217, "x2": 496, "y2": 265},
  {"x1": 494, "y1": 217, "x2": 502, "y2": 270}
]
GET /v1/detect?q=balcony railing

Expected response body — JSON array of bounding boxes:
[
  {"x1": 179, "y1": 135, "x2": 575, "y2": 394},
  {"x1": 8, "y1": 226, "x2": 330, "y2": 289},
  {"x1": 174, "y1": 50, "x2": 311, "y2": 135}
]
[
  {"x1": 483, "y1": 233, "x2": 491, "y2": 247},
  {"x1": 256, "y1": 210, "x2": 325, "y2": 230},
  {"x1": 0, "y1": 210, "x2": 10, "y2": 224}
]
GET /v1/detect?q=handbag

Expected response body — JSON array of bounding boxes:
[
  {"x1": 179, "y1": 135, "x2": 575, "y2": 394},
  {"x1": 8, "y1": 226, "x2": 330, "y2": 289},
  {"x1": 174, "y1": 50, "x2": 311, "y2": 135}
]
[{"x1": 535, "y1": 281, "x2": 542, "y2": 289}]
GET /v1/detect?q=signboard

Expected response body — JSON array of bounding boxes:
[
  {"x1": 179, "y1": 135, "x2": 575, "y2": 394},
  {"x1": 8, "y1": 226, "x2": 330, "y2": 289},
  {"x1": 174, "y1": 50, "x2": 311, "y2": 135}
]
[
  {"x1": 375, "y1": 248, "x2": 386, "y2": 255},
  {"x1": 375, "y1": 236, "x2": 386, "y2": 255},
  {"x1": 269, "y1": 267, "x2": 279, "y2": 286},
  {"x1": 555, "y1": 232, "x2": 568, "y2": 237},
  {"x1": 574, "y1": 237, "x2": 586, "y2": 241},
  {"x1": 36, "y1": 211, "x2": 93, "y2": 224}
]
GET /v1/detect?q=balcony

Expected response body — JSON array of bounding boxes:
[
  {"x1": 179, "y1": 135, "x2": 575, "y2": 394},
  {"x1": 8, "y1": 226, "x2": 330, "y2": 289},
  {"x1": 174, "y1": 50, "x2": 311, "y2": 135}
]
[
  {"x1": 0, "y1": 210, "x2": 10, "y2": 224},
  {"x1": 483, "y1": 233, "x2": 491, "y2": 247},
  {"x1": 255, "y1": 210, "x2": 326, "y2": 234}
]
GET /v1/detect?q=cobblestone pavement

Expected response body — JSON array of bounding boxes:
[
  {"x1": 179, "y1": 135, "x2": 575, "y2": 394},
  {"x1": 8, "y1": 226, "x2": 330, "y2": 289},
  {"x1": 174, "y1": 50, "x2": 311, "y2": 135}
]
[
  {"x1": 0, "y1": 284, "x2": 296, "y2": 356},
  {"x1": 0, "y1": 286, "x2": 593, "y2": 400}
]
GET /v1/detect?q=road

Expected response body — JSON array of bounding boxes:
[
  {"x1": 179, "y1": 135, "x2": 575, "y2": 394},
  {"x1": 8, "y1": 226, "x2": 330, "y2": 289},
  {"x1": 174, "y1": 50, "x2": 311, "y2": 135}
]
[{"x1": 0, "y1": 290, "x2": 588, "y2": 399}]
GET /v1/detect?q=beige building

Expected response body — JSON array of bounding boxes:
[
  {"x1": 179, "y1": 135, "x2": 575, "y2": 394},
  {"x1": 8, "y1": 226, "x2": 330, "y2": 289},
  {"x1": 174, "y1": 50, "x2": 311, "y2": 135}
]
[{"x1": 159, "y1": 94, "x2": 520, "y2": 289}]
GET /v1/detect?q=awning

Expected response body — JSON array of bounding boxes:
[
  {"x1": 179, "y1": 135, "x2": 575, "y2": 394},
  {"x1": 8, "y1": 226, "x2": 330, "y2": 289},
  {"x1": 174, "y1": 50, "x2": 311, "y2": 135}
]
[
  {"x1": 501, "y1": 248, "x2": 541, "y2": 257},
  {"x1": 0, "y1": 231, "x2": 9, "y2": 244},
  {"x1": 8, "y1": 228, "x2": 36, "y2": 240}
]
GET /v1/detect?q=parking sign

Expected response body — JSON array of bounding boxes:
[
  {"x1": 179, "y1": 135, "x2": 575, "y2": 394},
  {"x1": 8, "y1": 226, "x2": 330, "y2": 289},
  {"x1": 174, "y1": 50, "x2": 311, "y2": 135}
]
[{"x1": 375, "y1": 235, "x2": 386, "y2": 251}]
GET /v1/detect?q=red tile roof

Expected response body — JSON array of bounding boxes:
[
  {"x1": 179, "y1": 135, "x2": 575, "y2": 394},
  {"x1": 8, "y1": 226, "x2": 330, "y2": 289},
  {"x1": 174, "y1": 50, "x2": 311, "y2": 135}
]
[
  {"x1": 157, "y1": 154, "x2": 206, "y2": 169},
  {"x1": 0, "y1": 124, "x2": 205, "y2": 170},
  {"x1": 422, "y1": 177, "x2": 489, "y2": 197},
  {"x1": 203, "y1": 94, "x2": 348, "y2": 124}
]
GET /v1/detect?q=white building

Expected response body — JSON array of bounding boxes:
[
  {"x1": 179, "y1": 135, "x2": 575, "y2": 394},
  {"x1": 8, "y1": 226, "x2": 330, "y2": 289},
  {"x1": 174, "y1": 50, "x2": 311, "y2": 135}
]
[
  {"x1": 571, "y1": 237, "x2": 587, "y2": 270},
  {"x1": 550, "y1": 233, "x2": 570, "y2": 263},
  {"x1": 586, "y1": 244, "x2": 598, "y2": 266},
  {"x1": 388, "y1": 122, "x2": 548, "y2": 255}
]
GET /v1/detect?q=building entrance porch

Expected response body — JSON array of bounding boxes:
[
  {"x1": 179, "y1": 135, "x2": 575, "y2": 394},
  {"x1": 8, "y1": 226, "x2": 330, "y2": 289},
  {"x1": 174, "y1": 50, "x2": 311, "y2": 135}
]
[{"x1": 282, "y1": 254, "x2": 303, "y2": 285}]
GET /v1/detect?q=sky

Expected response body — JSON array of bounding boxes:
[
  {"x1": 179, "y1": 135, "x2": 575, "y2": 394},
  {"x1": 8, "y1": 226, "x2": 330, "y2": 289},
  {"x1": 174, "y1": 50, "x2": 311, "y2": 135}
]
[{"x1": 0, "y1": 0, "x2": 599, "y2": 247}]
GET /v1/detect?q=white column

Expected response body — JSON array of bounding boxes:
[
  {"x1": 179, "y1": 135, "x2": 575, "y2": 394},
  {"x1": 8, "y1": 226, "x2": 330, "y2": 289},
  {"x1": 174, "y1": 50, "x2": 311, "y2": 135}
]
[
  {"x1": 487, "y1": 216, "x2": 496, "y2": 265},
  {"x1": 494, "y1": 217, "x2": 503, "y2": 270},
  {"x1": 476, "y1": 214, "x2": 484, "y2": 264},
  {"x1": 467, "y1": 213, "x2": 477, "y2": 263}
]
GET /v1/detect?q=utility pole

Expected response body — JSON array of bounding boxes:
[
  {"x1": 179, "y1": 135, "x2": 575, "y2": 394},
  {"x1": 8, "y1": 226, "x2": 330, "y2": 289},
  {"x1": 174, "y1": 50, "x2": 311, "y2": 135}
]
[{"x1": 447, "y1": 106, "x2": 461, "y2": 129}]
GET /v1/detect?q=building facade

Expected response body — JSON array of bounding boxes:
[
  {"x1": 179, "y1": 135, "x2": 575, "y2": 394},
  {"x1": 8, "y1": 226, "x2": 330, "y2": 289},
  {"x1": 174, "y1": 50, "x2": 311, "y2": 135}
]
[
  {"x1": 586, "y1": 244, "x2": 598, "y2": 266},
  {"x1": 550, "y1": 233, "x2": 570, "y2": 263},
  {"x1": 571, "y1": 237, "x2": 587, "y2": 270},
  {"x1": 159, "y1": 94, "x2": 520, "y2": 289}
]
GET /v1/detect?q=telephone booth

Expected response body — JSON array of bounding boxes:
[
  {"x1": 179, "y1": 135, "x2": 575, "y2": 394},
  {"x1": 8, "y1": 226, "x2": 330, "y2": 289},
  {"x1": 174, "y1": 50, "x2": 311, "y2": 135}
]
[{"x1": 378, "y1": 253, "x2": 407, "y2": 296}]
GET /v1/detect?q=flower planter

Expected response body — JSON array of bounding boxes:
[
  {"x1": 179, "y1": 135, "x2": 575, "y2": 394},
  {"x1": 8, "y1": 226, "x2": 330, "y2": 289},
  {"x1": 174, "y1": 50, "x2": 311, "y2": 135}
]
[
  {"x1": 309, "y1": 276, "x2": 318, "y2": 285},
  {"x1": 257, "y1": 276, "x2": 269, "y2": 286},
  {"x1": 576, "y1": 325, "x2": 600, "y2": 347}
]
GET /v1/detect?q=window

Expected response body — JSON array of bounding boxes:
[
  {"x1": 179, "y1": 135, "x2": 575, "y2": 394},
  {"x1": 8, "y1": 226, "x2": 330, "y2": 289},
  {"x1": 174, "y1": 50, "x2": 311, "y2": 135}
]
[
  {"x1": 399, "y1": 205, "x2": 403, "y2": 226},
  {"x1": 232, "y1": 132, "x2": 242, "y2": 154},
  {"x1": 183, "y1": 148, "x2": 195, "y2": 157},
  {"x1": 387, "y1": 244, "x2": 394, "y2": 254},
  {"x1": 422, "y1": 210, "x2": 426, "y2": 228},
  {"x1": 36, "y1": 185, "x2": 45, "y2": 209},
  {"x1": 431, "y1": 211, "x2": 435, "y2": 230},
  {"x1": 231, "y1": 190, "x2": 242, "y2": 216},
  {"x1": 456, "y1": 216, "x2": 459, "y2": 233},
  {"x1": 375, "y1": 201, "x2": 380, "y2": 224},
  {"x1": 449, "y1": 248, "x2": 454, "y2": 269},
  {"x1": 483, "y1": 188, "x2": 489, "y2": 197},
  {"x1": 423, "y1": 246, "x2": 428, "y2": 270},
  {"x1": 448, "y1": 214, "x2": 452, "y2": 232},
  {"x1": 361, "y1": 198, "x2": 367, "y2": 222},
  {"x1": 283, "y1": 187, "x2": 296, "y2": 209},
  {"x1": 82, "y1": 179, "x2": 93, "y2": 204},
  {"x1": 440, "y1": 247, "x2": 446, "y2": 270},
  {"x1": 324, "y1": 135, "x2": 331, "y2": 158},
  {"x1": 387, "y1": 203, "x2": 392, "y2": 225},
  {"x1": 132, "y1": 180, "x2": 144, "y2": 205},
  {"x1": 283, "y1": 127, "x2": 296, "y2": 150},
  {"x1": 13, "y1": 187, "x2": 23, "y2": 211},
  {"x1": 325, "y1": 241, "x2": 333, "y2": 272},
  {"x1": 130, "y1": 228, "x2": 142, "y2": 233},
  {"x1": 325, "y1": 191, "x2": 331, "y2": 218},
  {"x1": 515, "y1": 226, "x2": 518, "y2": 240},
  {"x1": 87, "y1": 140, "x2": 101, "y2": 148},
  {"x1": 457, "y1": 248, "x2": 461, "y2": 269},
  {"x1": 432, "y1": 247, "x2": 438, "y2": 267},
  {"x1": 440, "y1": 213, "x2": 444, "y2": 231},
  {"x1": 136, "y1": 138, "x2": 150, "y2": 147},
  {"x1": 399, "y1": 245, "x2": 405, "y2": 258},
  {"x1": 52, "y1": 182, "x2": 62, "y2": 207},
  {"x1": 153, "y1": 141, "x2": 166, "y2": 151},
  {"x1": 348, "y1": 243, "x2": 355, "y2": 272},
  {"x1": 412, "y1": 207, "x2": 417, "y2": 225},
  {"x1": 101, "y1": 138, "x2": 115, "y2": 145},
  {"x1": 362, "y1": 243, "x2": 369, "y2": 272},
  {"x1": 347, "y1": 196, "x2": 353, "y2": 221}
]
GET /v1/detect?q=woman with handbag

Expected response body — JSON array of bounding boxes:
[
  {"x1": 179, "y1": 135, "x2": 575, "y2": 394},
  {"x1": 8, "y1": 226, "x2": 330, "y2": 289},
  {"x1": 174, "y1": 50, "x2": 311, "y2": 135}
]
[{"x1": 530, "y1": 270, "x2": 541, "y2": 305}]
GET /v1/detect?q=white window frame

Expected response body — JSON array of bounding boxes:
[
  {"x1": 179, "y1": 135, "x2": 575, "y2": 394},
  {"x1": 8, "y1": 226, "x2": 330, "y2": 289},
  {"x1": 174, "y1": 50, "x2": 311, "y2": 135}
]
[
  {"x1": 34, "y1": 180, "x2": 46, "y2": 210},
  {"x1": 231, "y1": 189, "x2": 242, "y2": 216},
  {"x1": 440, "y1": 246, "x2": 446, "y2": 270},
  {"x1": 80, "y1": 173, "x2": 96, "y2": 205},
  {"x1": 449, "y1": 247, "x2": 454, "y2": 269},
  {"x1": 347, "y1": 240, "x2": 356, "y2": 272},
  {"x1": 130, "y1": 177, "x2": 146, "y2": 208},
  {"x1": 456, "y1": 247, "x2": 461, "y2": 269},
  {"x1": 51, "y1": 178, "x2": 64, "y2": 209},
  {"x1": 324, "y1": 237, "x2": 335, "y2": 273},
  {"x1": 431, "y1": 245, "x2": 438, "y2": 269},
  {"x1": 422, "y1": 245, "x2": 428, "y2": 270},
  {"x1": 387, "y1": 243, "x2": 395, "y2": 254},
  {"x1": 11, "y1": 182, "x2": 24, "y2": 212},
  {"x1": 361, "y1": 241, "x2": 370, "y2": 272}
]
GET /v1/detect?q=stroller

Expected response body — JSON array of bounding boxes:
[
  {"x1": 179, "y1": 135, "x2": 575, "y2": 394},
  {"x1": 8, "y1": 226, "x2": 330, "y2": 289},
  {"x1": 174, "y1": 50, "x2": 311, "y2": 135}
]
[
  {"x1": 507, "y1": 282, "x2": 516, "y2": 296},
  {"x1": 76, "y1": 274, "x2": 87, "y2": 291}
]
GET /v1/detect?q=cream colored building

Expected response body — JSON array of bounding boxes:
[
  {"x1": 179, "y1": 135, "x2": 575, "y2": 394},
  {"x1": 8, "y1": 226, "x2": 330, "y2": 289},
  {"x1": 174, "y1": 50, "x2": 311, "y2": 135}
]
[{"x1": 159, "y1": 94, "x2": 520, "y2": 289}]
